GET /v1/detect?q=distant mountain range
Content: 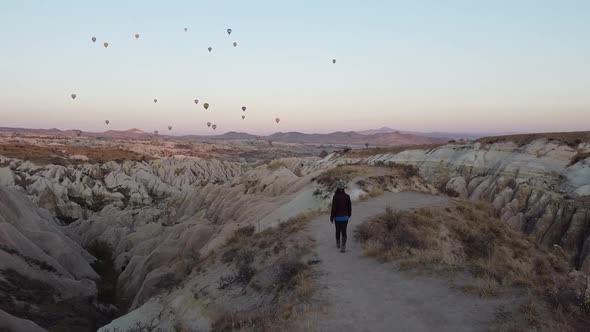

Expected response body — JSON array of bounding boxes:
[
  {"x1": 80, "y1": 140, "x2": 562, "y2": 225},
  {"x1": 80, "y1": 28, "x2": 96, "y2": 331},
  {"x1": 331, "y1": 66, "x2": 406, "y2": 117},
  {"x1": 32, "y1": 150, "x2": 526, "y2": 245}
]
[
  {"x1": 357, "y1": 127, "x2": 486, "y2": 140},
  {"x1": 0, "y1": 127, "x2": 449, "y2": 146}
]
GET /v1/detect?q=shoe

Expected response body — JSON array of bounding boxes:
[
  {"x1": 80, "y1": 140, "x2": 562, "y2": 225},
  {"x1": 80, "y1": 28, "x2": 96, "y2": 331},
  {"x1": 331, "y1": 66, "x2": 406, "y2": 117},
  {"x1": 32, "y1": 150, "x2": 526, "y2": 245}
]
[
  {"x1": 340, "y1": 244, "x2": 346, "y2": 253},
  {"x1": 336, "y1": 240, "x2": 340, "y2": 249}
]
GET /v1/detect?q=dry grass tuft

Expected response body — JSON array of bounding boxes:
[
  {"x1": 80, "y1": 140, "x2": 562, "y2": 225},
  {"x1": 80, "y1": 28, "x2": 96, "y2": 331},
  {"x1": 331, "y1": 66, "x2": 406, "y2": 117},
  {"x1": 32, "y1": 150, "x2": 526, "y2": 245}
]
[
  {"x1": 354, "y1": 200, "x2": 590, "y2": 330},
  {"x1": 267, "y1": 160, "x2": 287, "y2": 171},
  {"x1": 569, "y1": 151, "x2": 590, "y2": 166}
]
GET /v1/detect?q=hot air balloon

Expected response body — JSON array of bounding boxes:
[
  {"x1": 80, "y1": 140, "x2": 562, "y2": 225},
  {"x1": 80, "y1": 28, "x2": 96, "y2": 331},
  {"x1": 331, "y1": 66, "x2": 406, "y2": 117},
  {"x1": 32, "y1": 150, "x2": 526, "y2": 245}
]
[
  {"x1": 168, "y1": 125, "x2": 172, "y2": 131},
  {"x1": 242, "y1": 106, "x2": 247, "y2": 112},
  {"x1": 241, "y1": 115, "x2": 245, "y2": 120},
  {"x1": 212, "y1": 124, "x2": 217, "y2": 130},
  {"x1": 105, "y1": 120, "x2": 110, "y2": 125},
  {"x1": 153, "y1": 98, "x2": 158, "y2": 103},
  {"x1": 194, "y1": 99, "x2": 199, "y2": 105},
  {"x1": 365, "y1": 142, "x2": 369, "y2": 148},
  {"x1": 154, "y1": 130, "x2": 159, "y2": 135},
  {"x1": 203, "y1": 103, "x2": 209, "y2": 110},
  {"x1": 275, "y1": 118, "x2": 280, "y2": 124},
  {"x1": 71, "y1": 94, "x2": 77, "y2": 100},
  {"x1": 227, "y1": 28, "x2": 232, "y2": 35},
  {"x1": 332, "y1": 59, "x2": 336, "y2": 64},
  {"x1": 103, "y1": 42, "x2": 109, "y2": 48},
  {"x1": 208, "y1": 47, "x2": 212, "y2": 52},
  {"x1": 233, "y1": 42, "x2": 237, "y2": 47},
  {"x1": 91, "y1": 37, "x2": 96, "y2": 43},
  {"x1": 135, "y1": 33, "x2": 140, "y2": 39},
  {"x1": 184, "y1": 27, "x2": 188, "y2": 32},
  {"x1": 207, "y1": 122, "x2": 211, "y2": 127}
]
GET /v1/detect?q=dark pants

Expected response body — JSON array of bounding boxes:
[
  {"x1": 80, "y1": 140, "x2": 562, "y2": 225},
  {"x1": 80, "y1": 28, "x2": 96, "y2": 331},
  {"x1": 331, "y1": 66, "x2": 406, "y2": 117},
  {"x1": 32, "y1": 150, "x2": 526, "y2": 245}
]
[{"x1": 335, "y1": 221, "x2": 348, "y2": 246}]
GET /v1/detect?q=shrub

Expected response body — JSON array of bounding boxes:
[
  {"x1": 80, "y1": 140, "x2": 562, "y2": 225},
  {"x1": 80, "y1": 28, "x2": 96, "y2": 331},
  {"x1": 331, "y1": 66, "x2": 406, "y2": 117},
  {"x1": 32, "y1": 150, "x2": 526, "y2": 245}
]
[
  {"x1": 275, "y1": 259, "x2": 308, "y2": 291},
  {"x1": 267, "y1": 160, "x2": 286, "y2": 171},
  {"x1": 569, "y1": 152, "x2": 590, "y2": 166},
  {"x1": 462, "y1": 233, "x2": 495, "y2": 259},
  {"x1": 226, "y1": 225, "x2": 255, "y2": 246}
]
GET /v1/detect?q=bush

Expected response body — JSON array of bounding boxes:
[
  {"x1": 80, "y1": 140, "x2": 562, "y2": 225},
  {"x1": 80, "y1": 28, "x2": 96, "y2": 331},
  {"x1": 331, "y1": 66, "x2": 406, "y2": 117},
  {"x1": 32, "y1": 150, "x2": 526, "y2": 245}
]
[
  {"x1": 276, "y1": 259, "x2": 307, "y2": 291},
  {"x1": 226, "y1": 225, "x2": 255, "y2": 246},
  {"x1": 267, "y1": 160, "x2": 286, "y2": 171},
  {"x1": 462, "y1": 233, "x2": 495, "y2": 259},
  {"x1": 354, "y1": 208, "x2": 423, "y2": 251}
]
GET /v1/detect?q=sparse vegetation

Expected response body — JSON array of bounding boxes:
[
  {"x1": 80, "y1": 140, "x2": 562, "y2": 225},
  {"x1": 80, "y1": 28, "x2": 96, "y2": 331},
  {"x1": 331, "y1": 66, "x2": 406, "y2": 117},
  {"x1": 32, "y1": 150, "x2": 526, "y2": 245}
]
[
  {"x1": 312, "y1": 164, "x2": 369, "y2": 188},
  {"x1": 267, "y1": 160, "x2": 287, "y2": 171},
  {"x1": 372, "y1": 161, "x2": 420, "y2": 177},
  {"x1": 569, "y1": 151, "x2": 590, "y2": 166},
  {"x1": 0, "y1": 143, "x2": 152, "y2": 165},
  {"x1": 344, "y1": 144, "x2": 444, "y2": 158},
  {"x1": 354, "y1": 200, "x2": 590, "y2": 330},
  {"x1": 213, "y1": 212, "x2": 320, "y2": 331},
  {"x1": 476, "y1": 131, "x2": 590, "y2": 147}
]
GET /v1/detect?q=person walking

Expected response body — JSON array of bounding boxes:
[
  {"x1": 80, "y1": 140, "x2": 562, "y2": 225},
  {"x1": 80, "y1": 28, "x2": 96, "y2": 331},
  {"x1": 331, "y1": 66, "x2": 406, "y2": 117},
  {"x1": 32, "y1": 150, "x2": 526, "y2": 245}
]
[{"x1": 330, "y1": 179, "x2": 352, "y2": 253}]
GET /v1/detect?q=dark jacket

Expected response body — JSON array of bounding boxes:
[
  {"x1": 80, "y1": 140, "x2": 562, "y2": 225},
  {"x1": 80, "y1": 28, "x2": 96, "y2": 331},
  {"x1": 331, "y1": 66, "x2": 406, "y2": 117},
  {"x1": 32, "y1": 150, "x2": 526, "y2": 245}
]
[{"x1": 330, "y1": 189, "x2": 352, "y2": 221}]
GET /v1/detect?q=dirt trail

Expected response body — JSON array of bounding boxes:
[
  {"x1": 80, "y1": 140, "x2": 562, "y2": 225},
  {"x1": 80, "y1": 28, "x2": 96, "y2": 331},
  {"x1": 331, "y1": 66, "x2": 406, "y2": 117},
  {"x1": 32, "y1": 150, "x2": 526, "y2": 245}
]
[{"x1": 308, "y1": 191, "x2": 519, "y2": 332}]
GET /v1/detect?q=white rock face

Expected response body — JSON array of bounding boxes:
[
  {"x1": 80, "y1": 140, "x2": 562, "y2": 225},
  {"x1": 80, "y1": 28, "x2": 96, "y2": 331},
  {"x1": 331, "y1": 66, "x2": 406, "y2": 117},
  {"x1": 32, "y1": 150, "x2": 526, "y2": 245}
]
[
  {"x1": 0, "y1": 185, "x2": 100, "y2": 330},
  {"x1": 0, "y1": 309, "x2": 47, "y2": 332},
  {"x1": 366, "y1": 139, "x2": 590, "y2": 273},
  {"x1": 65, "y1": 158, "x2": 335, "y2": 311},
  {"x1": 1, "y1": 158, "x2": 249, "y2": 222},
  {"x1": 0, "y1": 167, "x2": 15, "y2": 186}
]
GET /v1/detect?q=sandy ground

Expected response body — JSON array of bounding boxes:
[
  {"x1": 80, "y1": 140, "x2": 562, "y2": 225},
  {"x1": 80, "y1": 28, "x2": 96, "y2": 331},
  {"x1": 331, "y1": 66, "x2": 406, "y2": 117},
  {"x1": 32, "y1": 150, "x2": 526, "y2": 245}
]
[{"x1": 308, "y1": 192, "x2": 521, "y2": 332}]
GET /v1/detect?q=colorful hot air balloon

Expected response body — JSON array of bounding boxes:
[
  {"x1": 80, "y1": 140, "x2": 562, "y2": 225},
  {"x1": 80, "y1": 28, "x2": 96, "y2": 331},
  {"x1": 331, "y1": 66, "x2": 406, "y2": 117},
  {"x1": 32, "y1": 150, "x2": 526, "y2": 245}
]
[
  {"x1": 135, "y1": 33, "x2": 140, "y2": 39},
  {"x1": 208, "y1": 47, "x2": 212, "y2": 52},
  {"x1": 203, "y1": 103, "x2": 209, "y2": 110},
  {"x1": 194, "y1": 99, "x2": 199, "y2": 105},
  {"x1": 332, "y1": 59, "x2": 336, "y2": 64},
  {"x1": 233, "y1": 42, "x2": 237, "y2": 47},
  {"x1": 91, "y1": 37, "x2": 96, "y2": 43},
  {"x1": 227, "y1": 28, "x2": 232, "y2": 35},
  {"x1": 184, "y1": 27, "x2": 188, "y2": 32},
  {"x1": 153, "y1": 98, "x2": 158, "y2": 103},
  {"x1": 212, "y1": 124, "x2": 217, "y2": 130},
  {"x1": 275, "y1": 118, "x2": 280, "y2": 123},
  {"x1": 105, "y1": 120, "x2": 110, "y2": 125},
  {"x1": 242, "y1": 106, "x2": 247, "y2": 111},
  {"x1": 207, "y1": 122, "x2": 211, "y2": 127},
  {"x1": 71, "y1": 94, "x2": 77, "y2": 100},
  {"x1": 241, "y1": 115, "x2": 245, "y2": 120},
  {"x1": 168, "y1": 125, "x2": 172, "y2": 131},
  {"x1": 103, "y1": 42, "x2": 109, "y2": 48}
]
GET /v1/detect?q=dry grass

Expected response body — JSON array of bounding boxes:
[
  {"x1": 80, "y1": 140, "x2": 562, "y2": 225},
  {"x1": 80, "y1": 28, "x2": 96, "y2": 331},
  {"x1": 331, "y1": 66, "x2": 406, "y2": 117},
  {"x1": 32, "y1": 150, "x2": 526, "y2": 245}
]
[
  {"x1": 344, "y1": 144, "x2": 444, "y2": 158},
  {"x1": 0, "y1": 143, "x2": 152, "y2": 165},
  {"x1": 569, "y1": 152, "x2": 590, "y2": 166},
  {"x1": 312, "y1": 164, "x2": 370, "y2": 187},
  {"x1": 266, "y1": 160, "x2": 287, "y2": 171},
  {"x1": 476, "y1": 131, "x2": 590, "y2": 147},
  {"x1": 212, "y1": 213, "x2": 321, "y2": 331},
  {"x1": 354, "y1": 200, "x2": 590, "y2": 330}
]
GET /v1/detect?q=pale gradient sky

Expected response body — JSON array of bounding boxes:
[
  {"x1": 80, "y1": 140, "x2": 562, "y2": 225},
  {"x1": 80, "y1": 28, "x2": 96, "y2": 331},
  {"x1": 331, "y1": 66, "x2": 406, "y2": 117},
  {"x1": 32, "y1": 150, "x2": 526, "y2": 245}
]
[{"x1": 1, "y1": 0, "x2": 589, "y2": 135}]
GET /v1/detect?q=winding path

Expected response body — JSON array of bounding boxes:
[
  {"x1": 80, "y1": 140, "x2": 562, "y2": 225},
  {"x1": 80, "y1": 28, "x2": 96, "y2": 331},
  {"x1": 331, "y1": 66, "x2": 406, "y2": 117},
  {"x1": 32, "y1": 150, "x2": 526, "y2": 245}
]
[{"x1": 308, "y1": 191, "x2": 518, "y2": 332}]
